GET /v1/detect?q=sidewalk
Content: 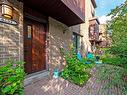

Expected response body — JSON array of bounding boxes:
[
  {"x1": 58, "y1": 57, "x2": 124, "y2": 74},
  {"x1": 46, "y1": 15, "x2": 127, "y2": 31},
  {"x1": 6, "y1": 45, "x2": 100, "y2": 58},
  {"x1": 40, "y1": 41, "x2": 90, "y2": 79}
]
[{"x1": 25, "y1": 66, "x2": 123, "y2": 95}]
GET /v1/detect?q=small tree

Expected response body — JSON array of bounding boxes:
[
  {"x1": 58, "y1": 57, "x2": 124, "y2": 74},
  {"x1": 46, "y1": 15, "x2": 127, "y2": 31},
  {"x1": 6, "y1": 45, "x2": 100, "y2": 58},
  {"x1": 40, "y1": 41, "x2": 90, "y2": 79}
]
[{"x1": 108, "y1": 0, "x2": 127, "y2": 67}]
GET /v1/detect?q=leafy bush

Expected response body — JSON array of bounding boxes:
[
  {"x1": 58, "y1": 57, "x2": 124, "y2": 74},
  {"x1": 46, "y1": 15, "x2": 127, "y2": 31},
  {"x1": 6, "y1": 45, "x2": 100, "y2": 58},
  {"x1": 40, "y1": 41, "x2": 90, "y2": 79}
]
[
  {"x1": 101, "y1": 49, "x2": 127, "y2": 68},
  {"x1": 60, "y1": 48, "x2": 94, "y2": 86},
  {"x1": 0, "y1": 60, "x2": 25, "y2": 95},
  {"x1": 107, "y1": 1, "x2": 127, "y2": 69}
]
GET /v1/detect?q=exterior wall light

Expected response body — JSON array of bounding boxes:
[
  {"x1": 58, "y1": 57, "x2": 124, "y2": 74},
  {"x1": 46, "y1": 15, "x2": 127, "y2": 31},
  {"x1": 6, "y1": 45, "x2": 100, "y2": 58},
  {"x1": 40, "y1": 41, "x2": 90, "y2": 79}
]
[{"x1": 1, "y1": 1, "x2": 13, "y2": 19}]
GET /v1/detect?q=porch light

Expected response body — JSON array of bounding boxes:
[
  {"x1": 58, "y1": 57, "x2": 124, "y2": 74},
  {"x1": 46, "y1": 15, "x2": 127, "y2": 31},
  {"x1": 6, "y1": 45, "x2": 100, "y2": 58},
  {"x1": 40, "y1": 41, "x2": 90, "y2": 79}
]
[{"x1": 1, "y1": 1, "x2": 13, "y2": 19}]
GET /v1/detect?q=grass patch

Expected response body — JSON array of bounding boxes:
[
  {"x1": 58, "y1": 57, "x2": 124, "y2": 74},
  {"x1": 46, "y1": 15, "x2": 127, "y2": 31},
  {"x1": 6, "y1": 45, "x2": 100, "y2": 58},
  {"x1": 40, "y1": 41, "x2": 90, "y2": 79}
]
[{"x1": 96, "y1": 64, "x2": 127, "y2": 94}]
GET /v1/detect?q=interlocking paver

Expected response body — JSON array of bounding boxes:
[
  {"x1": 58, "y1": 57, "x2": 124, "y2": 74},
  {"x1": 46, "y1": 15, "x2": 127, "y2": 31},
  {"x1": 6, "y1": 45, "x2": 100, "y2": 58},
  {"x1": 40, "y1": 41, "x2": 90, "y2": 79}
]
[{"x1": 25, "y1": 65, "x2": 125, "y2": 95}]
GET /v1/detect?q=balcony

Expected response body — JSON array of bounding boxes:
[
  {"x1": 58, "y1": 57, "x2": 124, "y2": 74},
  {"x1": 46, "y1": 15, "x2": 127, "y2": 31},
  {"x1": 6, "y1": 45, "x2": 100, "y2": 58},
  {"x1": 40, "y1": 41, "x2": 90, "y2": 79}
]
[
  {"x1": 89, "y1": 17, "x2": 100, "y2": 42},
  {"x1": 89, "y1": 31, "x2": 99, "y2": 42},
  {"x1": 91, "y1": 0, "x2": 97, "y2": 8},
  {"x1": 99, "y1": 40, "x2": 108, "y2": 48},
  {"x1": 18, "y1": 0, "x2": 85, "y2": 26},
  {"x1": 89, "y1": 17, "x2": 100, "y2": 26}
]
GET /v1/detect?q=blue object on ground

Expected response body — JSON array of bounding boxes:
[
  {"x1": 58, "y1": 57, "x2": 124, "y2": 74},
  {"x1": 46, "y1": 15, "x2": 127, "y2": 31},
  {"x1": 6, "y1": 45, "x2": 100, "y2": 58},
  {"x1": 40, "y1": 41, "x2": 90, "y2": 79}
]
[
  {"x1": 85, "y1": 61, "x2": 91, "y2": 64},
  {"x1": 96, "y1": 56, "x2": 100, "y2": 61},
  {"x1": 85, "y1": 52, "x2": 94, "y2": 64},
  {"x1": 53, "y1": 68, "x2": 59, "y2": 78},
  {"x1": 77, "y1": 52, "x2": 82, "y2": 61},
  {"x1": 95, "y1": 61, "x2": 102, "y2": 64},
  {"x1": 87, "y1": 53, "x2": 93, "y2": 59}
]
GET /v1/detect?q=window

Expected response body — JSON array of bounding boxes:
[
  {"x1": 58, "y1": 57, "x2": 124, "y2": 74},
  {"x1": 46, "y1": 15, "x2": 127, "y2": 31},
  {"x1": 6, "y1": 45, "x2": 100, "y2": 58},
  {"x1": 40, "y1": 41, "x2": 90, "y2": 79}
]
[
  {"x1": 27, "y1": 25, "x2": 32, "y2": 38},
  {"x1": 72, "y1": 32, "x2": 81, "y2": 53}
]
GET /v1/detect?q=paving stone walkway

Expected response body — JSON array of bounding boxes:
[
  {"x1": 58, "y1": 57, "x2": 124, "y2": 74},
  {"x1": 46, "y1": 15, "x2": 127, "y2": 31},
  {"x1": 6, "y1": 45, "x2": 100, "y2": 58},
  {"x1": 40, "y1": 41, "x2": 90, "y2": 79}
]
[{"x1": 25, "y1": 65, "x2": 125, "y2": 95}]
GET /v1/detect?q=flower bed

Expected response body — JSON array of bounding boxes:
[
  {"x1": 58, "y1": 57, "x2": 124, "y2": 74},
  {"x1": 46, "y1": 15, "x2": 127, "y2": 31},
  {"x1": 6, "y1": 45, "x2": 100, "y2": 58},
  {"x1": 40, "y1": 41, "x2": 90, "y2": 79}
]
[{"x1": 60, "y1": 48, "x2": 94, "y2": 86}]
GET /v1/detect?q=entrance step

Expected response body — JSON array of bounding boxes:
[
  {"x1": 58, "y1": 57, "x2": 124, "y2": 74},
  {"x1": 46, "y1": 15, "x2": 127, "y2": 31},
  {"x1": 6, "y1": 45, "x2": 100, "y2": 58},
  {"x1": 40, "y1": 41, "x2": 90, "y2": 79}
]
[{"x1": 24, "y1": 71, "x2": 50, "y2": 86}]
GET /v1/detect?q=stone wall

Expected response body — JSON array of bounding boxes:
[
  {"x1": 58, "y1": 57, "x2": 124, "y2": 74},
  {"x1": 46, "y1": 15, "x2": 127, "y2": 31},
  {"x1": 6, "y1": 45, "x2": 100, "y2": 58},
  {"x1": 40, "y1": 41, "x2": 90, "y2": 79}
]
[
  {"x1": 48, "y1": 17, "x2": 72, "y2": 74},
  {"x1": 0, "y1": 0, "x2": 23, "y2": 65}
]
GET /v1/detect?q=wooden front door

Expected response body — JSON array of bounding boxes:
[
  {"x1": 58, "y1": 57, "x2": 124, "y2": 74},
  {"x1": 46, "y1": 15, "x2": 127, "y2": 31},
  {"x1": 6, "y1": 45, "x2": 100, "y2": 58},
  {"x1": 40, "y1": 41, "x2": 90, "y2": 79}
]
[{"x1": 24, "y1": 18, "x2": 46, "y2": 74}]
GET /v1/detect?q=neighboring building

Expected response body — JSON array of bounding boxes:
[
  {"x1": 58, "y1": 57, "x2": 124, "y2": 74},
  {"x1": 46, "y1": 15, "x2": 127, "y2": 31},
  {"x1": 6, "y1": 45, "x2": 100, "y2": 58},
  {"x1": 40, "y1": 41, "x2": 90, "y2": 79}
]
[
  {"x1": 99, "y1": 24, "x2": 111, "y2": 48},
  {"x1": 70, "y1": 0, "x2": 99, "y2": 56},
  {"x1": 89, "y1": 17, "x2": 100, "y2": 52},
  {"x1": 0, "y1": 0, "x2": 85, "y2": 84}
]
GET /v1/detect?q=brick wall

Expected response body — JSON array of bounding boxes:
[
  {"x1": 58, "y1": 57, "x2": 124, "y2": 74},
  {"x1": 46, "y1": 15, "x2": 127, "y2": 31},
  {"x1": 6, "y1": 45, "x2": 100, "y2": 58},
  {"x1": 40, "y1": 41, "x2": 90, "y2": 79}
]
[
  {"x1": 0, "y1": 0, "x2": 23, "y2": 65},
  {"x1": 48, "y1": 17, "x2": 73, "y2": 74}
]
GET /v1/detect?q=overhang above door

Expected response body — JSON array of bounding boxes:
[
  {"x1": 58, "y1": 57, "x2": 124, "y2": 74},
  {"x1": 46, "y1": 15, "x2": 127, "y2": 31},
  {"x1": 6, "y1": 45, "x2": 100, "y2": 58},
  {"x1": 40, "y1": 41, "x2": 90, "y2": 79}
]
[{"x1": 18, "y1": 0, "x2": 85, "y2": 26}]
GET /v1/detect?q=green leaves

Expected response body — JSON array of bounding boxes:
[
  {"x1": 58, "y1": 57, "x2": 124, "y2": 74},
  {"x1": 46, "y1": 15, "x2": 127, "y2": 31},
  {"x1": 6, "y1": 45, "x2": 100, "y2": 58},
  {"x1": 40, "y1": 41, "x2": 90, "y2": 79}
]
[
  {"x1": 0, "y1": 60, "x2": 25, "y2": 95},
  {"x1": 107, "y1": 0, "x2": 127, "y2": 69},
  {"x1": 2, "y1": 85, "x2": 12, "y2": 93},
  {"x1": 7, "y1": 76, "x2": 16, "y2": 82},
  {"x1": 60, "y1": 48, "x2": 94, "y2": 86}
]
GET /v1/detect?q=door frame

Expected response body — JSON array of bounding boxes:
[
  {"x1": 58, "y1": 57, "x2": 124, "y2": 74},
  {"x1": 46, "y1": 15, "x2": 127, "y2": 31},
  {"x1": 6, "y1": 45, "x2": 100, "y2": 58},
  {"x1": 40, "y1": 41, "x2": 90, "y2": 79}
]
[{"x1": 23, "y1": 12, "x2": 49, "y2": 74}]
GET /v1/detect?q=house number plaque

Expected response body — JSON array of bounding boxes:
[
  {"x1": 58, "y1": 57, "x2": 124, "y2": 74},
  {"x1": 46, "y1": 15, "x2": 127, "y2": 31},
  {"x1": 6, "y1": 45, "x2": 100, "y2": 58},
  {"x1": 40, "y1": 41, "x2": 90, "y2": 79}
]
[{"x1": 0, "y1": 17, "x2": 17, "y2": 25}]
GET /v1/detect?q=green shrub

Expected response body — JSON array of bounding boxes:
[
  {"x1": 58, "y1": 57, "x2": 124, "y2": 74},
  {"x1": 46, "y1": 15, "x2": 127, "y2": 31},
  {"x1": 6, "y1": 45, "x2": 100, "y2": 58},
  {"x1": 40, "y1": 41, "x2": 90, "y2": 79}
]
[
  {"x1": 0, "y1": 60, "x2": 25, "y2": 95},
  {"x1": 60, "y1": 48, "x2": 94, "y2": 86},
  {"x1": 101, "y1": 50, "x2": 127, "y2": 68},
  {"x1": 107, "y1": 1, "x2": 127, "y2": 70}
]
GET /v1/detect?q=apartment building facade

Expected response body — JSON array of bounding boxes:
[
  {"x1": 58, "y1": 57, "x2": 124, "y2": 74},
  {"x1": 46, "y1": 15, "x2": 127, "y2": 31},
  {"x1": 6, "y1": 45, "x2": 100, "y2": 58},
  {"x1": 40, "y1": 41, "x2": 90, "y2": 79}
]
[
  {"x1": 0, "y1": 0, "x2": 98, "y2": 84},
  {"x1": 0, "y1": 0, "x2": 86, "y2": 83}
]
